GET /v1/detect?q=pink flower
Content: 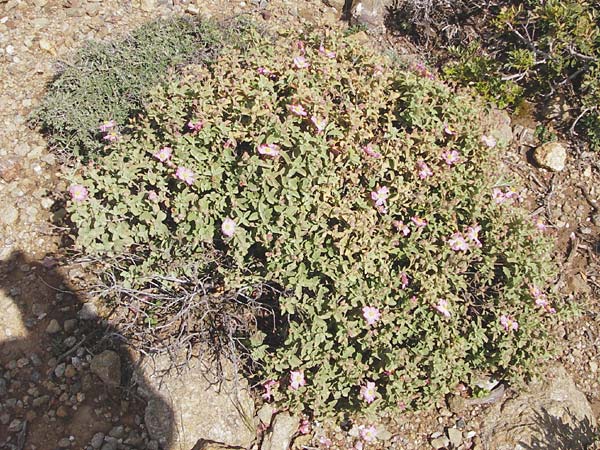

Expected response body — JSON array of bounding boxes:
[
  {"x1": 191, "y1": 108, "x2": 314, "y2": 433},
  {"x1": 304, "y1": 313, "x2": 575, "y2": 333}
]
[
  {"x1": 481, "y1": 134, "x2": 497, "y2": 148},
  {"x1": 319, "y1": 437, "x2": 333, "y2": 448},
  {"x1": 448, "y1": 233, "x2": 470, "y2": 251},
  {"x1": 68, "y1": 184, "x2": 88, "y2": 202},
  {"x1": 257, "y1": 143, "x2": 280, "y2": 157},
  {"x1": 359, "y1": 425, "x2": 377, "y2": 442},
  {"x1": 187, "y1": 120, "x2": 204, "y2": 132},
  {"x1": 363, "y1": 143, "x2": 382, "y2": 159},
  {"x1": 441, "y1": 150, "x2": 460, "y2": 166},
  {"x1": 400, "y1": 272, "x2": 409, "y2": 289},
  {"x1": 392, "y1": 220, "x2": 411, "y2": 236},
  {"x1": 466, "y1": 224, "x2": 482, "y2": 248},
  {"x1": 148, "y1": 191, "x2": 159, "y2": 202},
  {"x1": 175, "y1": 166, "x2": 195, "y2": 185},
  {"x1": 533, "y1": 216, "x2": 548, "y2": 231},
  {"x1": 360, "y1": 381, "x2": 377, "y2": 403},
  {"x1": 500, "y1": 315, "x2": 519, "y2": 332},
  {"x1": 493, "y1": 187, "x2": 519, "y2": 204},
  {"x1": 103, "y1": 131, "x2": 119, "y2": 142},
  {"x1": 293, "y1": 56, "x2": 310, "y2": 69},
  {"x1": 414, "y1": 62, "x2": 434, "y2": 79},
  {"x1": 153, "y1": 146, "x2": 172, "y2": 162},
  {"x1": 373, "y1": 65, "x2": 384, "y2": 76},
  {"x1": 370, "y1": 186, "x2": 389, "y2": 206},
  {"x1": 411, "y1": 216, "x2": 427, "y2": 228},
  {"x1": 319, "y1": 44, "x2": 336, "y2": 58},
  {"x1": 98, "y1": 119, "x2": 116, "y2": 132},
  {"x1": 257, "y1": 67, "x2": 273, "y2": 76},
  {"x1": 298, "y1": 419, "x2": 310, "y2": 434},
  {"x1": 289, "y1": 370, "x2": 306, "y2": 390},
  {"x1": 530, "y1": 286, "x2": 555, "y2": 313},
  {"x1": 444, "y1": 124, "x2": 457, "y2": 136},
  {"x1": 310, "y1": 116, "x2": 327, "y2": 133},
  {"x1": 375, "y1": 203, "x2": 388, "y2": 214},
  {"x1": 221, "y1": 218, "x2": 236, "y2": 237},
  {"x1": 434, "y1": 299, "x2": 451, "y2": 318},
  {"x1": 417, "y1": 160, "x2": 433, "y2": 179},
  {"x1": 262, "y1": 379, "x2": 277, "y2": 401},
  {"x1": 288, "y1": 104, "x2": 307, "y2": 117},
  {"x1": 362, "y1": 306, "x2": 381, "y2": 326}
]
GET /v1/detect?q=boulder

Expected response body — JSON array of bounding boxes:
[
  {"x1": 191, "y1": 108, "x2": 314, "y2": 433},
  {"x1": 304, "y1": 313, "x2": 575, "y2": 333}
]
[
  {"x1": 136, "y1": 354, "x2": 256, "y2": 450},
  {"x1": 480, "y1": 365, "x2": 596, "y2": 450},
  {"x1": 533, "y1": 142, "x2": 567, "y2": 172}
]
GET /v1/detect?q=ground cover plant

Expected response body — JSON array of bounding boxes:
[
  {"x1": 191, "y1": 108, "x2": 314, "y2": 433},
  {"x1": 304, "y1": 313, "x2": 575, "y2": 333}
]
[
  {"x1": 63, "y1": 25, "x2": 564, "y2": 422},
  {"x1": 389, "y1": 0, "x2": 600, "y2": 150},
  {"x1": 31, "y1": 16, "x2": 221, "y2": 160}
]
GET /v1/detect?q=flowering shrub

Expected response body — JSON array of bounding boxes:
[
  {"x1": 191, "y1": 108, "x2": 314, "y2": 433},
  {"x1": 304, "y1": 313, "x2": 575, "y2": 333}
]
[{"x1": 66, "y1": 28, "x2": 561, "y2": 418}]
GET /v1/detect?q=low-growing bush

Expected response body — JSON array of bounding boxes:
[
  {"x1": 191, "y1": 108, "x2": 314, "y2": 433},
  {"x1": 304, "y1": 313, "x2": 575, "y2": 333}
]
[
  {"x1": 31, "y1": 17, "x2": 222, "y2": 160},
  {"x1": 66, "y1": 28, "x2": 562, "y2": 418},
  {"x1": 389, "y1": 0, "x2": 600, "y2": 150}
]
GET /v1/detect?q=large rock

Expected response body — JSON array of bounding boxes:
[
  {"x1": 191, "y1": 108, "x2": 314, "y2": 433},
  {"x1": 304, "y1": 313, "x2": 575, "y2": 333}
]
[
  {"x1": 480, "y1": 365, "x2": 597, "y2": 450},
  {"x1": 260, "y1": 412, "x2": 299, "y2": 450},
  {"x1": 136, "y1": 354, "x2": 256, "y2": 450},
  {"x1": 533, "y1": 141, "x2": 567, "y2": 172},
  {"x1": 352, "y1": 0, "x2": 392, "y2": 29},
  {"x1": 90, "y1": 350, "x2": 121, "y2": 387}
]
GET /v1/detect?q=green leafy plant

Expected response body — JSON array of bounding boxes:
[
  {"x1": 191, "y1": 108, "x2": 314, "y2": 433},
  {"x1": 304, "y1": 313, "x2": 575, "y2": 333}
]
[
  {"x1": 439, "y1": 0, "x2": 600, "y2": 149},
  {"x1": 65, "y1": 28, "x2": 563, "y2": 419},
  {"x1": 31, "y1": 17, "x2": 222, "y2": 160}
]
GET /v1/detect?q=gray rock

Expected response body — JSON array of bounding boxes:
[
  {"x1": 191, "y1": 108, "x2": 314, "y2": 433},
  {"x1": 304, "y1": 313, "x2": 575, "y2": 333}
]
[
  {"x1": 480, "y1": 365, "x2": 596, "y2": 450},
  {"x1": 100, "y1": 438, "x2": 118, "y2": 450},
  {"x1": 145, "y1": 398, "x2": 173, "y2": 446},
  {"x1": 54, "y1": 362, "x2": 66, "y2": 378},
  {"x1": 352, "y1": 0, "x2": 391, "y2": 28},
  {"x1": 431, "y1": 435, "x2": 450, "y2": 449},
  {"x1": 0, "y1": 413, "x2": 10, "y2": 425},
  {"x1": 78, "y1": 303, "x2": 99, "y2": 320},
  {"x1": 63, "y1": 319, "x2": 77, "y2": 333},
  {"x1": 261, "y1": 412, "x2": 299, "y2": 450},
  {"x1": 8, "y1": 418, "x2": 22, "y2": 432},
  {"x1": 90, "y1": 350, "x2": 121, "y2": 387},
  {"x1": 447, "y1": 427, "x2": 462, "y2": 447},
  {"x1": 90, "y1": 432, "x2": 105, "y2": 449},
  {"x1": 58, "y1": 437, "x2": 71, "y2": 448},
  {"x1": 0, "y1": 377, "x2": 6, "y2": 396},
  {"x1": 137, "y1": 354, "x2": 255, "y2": 449},
  {"x1": 46, "y1": 318, "x2": 61, "y2": 334},
  {"x1": 257, "y1": 403, "x2": 275, "y2": 425},
  {"x1": 534, "y1": 142, "x2": 567, "y2": 172},
  {"x1": 108, "y1": 425, "x2": 125, "y2": 439},
  {"x1": 0, "y1": 205, "x2": 19, "y2": 225}
]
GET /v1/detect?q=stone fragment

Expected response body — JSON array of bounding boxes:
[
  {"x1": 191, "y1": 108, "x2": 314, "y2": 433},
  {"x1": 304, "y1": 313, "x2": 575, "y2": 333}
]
[
  {"x1": 46, "y1": 318, "x2": 61, "y2": 334},
  {"x1": 90, "y1": 350, "x2": 121, "y2": 387},
  {"x1": 533, "y1": 142, "x2": 567, "y2": 172},
  {"x1": 90, "y1": 432, "x2": 105, "y2": 449},
  {"x1": 352, "y1": 0, "x2": 391, "y2": 29},
  {"x1": 78, "y1": 302, "x2": 99, "y2": 320},
  {"x1": 0, "y1": 205, "x2": 19, "y2": 225},
  {"x1": 140, "y1": 0, "x2": 156, "y2": 12},
  {"x1": 430, "y1": 435, "x2": 450, "y2": 449},
  {"x1": 447, "y1": 427, "x2": 462, "y2": 447},
  {"x1": 261, "y1": 412, "x2": 299, "y2": 450}
]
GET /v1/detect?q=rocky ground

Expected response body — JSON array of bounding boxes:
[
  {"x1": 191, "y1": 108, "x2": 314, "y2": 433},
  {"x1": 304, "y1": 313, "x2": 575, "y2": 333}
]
[{"x1": 0, "y1": 0, "x2": 599, "y2": 449}]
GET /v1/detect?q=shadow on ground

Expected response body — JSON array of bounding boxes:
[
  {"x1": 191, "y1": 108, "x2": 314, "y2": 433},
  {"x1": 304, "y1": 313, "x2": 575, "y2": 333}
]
[
  {"x1": 0, "y1": 251, "x2": 174, "y2": 450},
  {"x1": 519, "y1": 407, "x2": 599, "y2": 450}
]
